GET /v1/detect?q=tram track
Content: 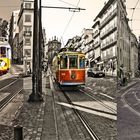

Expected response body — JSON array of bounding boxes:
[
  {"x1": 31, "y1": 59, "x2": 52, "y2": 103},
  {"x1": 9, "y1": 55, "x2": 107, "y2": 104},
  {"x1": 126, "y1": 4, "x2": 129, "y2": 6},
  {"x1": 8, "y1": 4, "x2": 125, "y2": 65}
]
[
  {"x1": 50, "y1": 74, "x2": 101, "y2": 140},
  {"x1": 49, "y1": 65, "x2": 116, "y2": 140},
  {"x1": 58, "y1": 85, "x2": 100, "y2": 140},
  {"x1": 0, "y1": 77, "x2": 19, "y2": 90},
  {"x1": 79, "y1": 89, "x2": 117, "y2": 115},
  {"x1": 0, "y1": 88, "x2": 23, "y2": 111},
  {"x1": 0, "y1": 77, "x2": 23, "y2": 111}
]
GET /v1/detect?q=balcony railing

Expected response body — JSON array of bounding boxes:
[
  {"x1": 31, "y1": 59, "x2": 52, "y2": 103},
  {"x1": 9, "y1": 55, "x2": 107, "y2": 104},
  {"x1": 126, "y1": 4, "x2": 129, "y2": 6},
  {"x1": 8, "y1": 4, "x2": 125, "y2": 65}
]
[
  {"x1": 93, "y1": 41, "x2": 100, "y2": 48},
  {"x1": 93, "y1": 30, "x2": 100, "y2": 38},
  {"x1": 101, "y1": 38, "x2": 117, "y2": 50},
  {"x1": 100, "y1": 9, "x2": 117, "y2": 29},
  {"x1": 100, "y1": 24, "x2": 117, "y2": 39}
]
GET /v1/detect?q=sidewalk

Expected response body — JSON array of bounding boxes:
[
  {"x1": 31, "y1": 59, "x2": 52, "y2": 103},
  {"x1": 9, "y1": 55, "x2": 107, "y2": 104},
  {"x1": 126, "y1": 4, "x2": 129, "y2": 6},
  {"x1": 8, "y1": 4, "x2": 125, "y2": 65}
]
[
  {"x1": 0, "y1": 65, "x2": 72, "y2": 140},
  {"x1": 12, "y1": 74, "x2": 56, "y2": 140},
  {"x1": 11, "y1": 65, "x2": 72, "y2": 140}
]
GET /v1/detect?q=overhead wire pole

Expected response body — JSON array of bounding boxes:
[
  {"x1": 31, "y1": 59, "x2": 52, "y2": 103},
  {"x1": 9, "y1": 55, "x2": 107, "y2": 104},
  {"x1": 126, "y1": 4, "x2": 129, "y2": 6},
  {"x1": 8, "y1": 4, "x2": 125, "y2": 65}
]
[
  {"x1": 28, "y1": 2, "x2": 85, "y2": 102},
  {"x1": 28, "y1": 0, "x2": 43, "y2": 102},
  {"x1": 38, "y1": 0, "x2": 42, "y2": 95}
]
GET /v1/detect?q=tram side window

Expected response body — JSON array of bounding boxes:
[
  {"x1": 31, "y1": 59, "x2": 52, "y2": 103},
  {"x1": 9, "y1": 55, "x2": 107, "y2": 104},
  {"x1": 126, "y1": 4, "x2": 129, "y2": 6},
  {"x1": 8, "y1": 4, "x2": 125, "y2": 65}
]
[
  {"x1": 69, "y1": 55, "x2": 78, "y2": 69},
  {"x1": 0, "y1": 47, "x2": 6, "y2": 57},
  {"x1": 79, "y1": 57, "x2": 85, "y2": 69},
  {"x1": 60, "y1": 56, "x2": 67, "y2": 69}
]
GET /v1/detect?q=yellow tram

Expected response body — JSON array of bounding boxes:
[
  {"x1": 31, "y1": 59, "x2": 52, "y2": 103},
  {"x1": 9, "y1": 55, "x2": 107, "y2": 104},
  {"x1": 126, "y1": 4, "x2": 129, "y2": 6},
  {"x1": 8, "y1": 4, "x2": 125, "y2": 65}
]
[
  {"x1": 0, "y1": 41, "x2": 11, "y2": 75},
  {"x1": 52, "y1": 48, "x2": 86, "y2": 86}
]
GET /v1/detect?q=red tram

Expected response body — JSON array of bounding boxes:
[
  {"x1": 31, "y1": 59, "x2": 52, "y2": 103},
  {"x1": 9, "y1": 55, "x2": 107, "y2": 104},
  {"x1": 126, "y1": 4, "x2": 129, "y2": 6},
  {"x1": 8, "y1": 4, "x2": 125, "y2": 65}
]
[{"x1": 52, "y1": 49, "x2": 86, "y2": 86}]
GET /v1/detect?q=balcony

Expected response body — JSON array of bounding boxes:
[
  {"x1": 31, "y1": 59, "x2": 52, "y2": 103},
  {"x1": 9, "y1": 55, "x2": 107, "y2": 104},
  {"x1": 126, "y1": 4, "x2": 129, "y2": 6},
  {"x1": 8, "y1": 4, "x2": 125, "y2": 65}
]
[
  {"x1": 93, "y1": 41, "x2": 100, "y2": 48},
  {"x1": 85, "y1": 46, "x2": 93, "y2": 54},
  {"x1": 24, "y1": 31, "x2": 32, "y2": 36},
  {"x1": 101, "y1": 38, "x2": 117, "y2": 50},
  {"x1": 102, "y1": 54, "x2": 116, "y2": 60},
  {"x1": 100, "y1": 25, "x2": 117, "y2": 39},
  {"x1": 93, "y1": 30, "x2": 100, "y2": 38},
  {"x1": 100, "y1": 9, "x2": 117, "y2": 29}
]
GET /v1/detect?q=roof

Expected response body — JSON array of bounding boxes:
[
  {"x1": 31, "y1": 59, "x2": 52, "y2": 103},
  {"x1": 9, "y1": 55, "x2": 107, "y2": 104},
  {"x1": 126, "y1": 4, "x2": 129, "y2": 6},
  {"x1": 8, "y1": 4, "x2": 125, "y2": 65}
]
[{"x1": 94, "y1": 0, "x2": 116, "y2": 21}]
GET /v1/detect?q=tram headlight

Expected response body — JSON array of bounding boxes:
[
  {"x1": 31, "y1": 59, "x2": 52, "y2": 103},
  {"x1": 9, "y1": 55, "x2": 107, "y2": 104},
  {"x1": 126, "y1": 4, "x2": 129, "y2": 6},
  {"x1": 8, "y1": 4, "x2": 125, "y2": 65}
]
[
  {"x1": 0, "y1": 61, "x2": 6, "y2": 67},
  {"x1": 71, "y1": 72, "x2": 76, "y2": 79}
]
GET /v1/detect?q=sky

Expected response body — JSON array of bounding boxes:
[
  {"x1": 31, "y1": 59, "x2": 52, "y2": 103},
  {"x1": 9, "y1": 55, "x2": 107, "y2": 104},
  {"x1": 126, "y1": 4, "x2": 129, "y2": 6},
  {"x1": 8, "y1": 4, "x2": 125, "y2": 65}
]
[
  {"x1": 0, "y1": 0, "x2": 21, "y2": 20},
  {"x1": 0, "y1": 0, "x2": 140, "y2": 46},
  {"x1": 125, "y1": 0, "x2": 140, "y2": 39},
  {"x1": 42, "y1": 0, "x2": 140, "y2": 46},
  {"x1": 42, "y1": 0, "x2": 106, "y2": 46}
]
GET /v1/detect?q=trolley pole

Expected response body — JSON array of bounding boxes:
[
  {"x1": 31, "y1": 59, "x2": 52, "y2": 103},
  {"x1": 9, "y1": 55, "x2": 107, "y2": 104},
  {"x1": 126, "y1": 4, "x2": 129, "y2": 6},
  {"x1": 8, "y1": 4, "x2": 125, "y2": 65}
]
[{"x1": 28, "y1": 0, "x2": 43, "y2": 102}]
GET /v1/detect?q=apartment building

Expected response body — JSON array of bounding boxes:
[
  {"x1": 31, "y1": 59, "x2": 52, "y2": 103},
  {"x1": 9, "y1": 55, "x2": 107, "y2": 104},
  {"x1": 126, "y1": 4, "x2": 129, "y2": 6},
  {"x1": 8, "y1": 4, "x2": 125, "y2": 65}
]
[
  {"x1": 9, "y1": 10, "x2": 20, "y2": 64},
  {"x1": 17, "y1": 0, "x2": 34, "y2": 73},
  {"x1": 81, "y1": 29, "x2": 94, "y2": 67},
  {"x1": 65, "y1": 29, "x2": 94, "y2": 68},
  {"x1": 92, "y1": 18, "x2": 101, "y2": 68},
  {"x1": 93, "y1": 0, "x2": 117, "y2": 76}
]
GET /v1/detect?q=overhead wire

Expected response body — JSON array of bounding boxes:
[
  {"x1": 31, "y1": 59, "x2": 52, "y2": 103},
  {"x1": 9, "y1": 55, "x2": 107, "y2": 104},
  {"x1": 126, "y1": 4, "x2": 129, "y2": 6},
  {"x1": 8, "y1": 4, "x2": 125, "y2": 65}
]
[
  {"x1": 57, "y1": 0, "x2": 79, "y2": 8},
  {"x1": 130, "y1": 0, "x2": 140, "y2": 30},
  {"x1": 60, "y1": 0, "x2": 81, "y2": 47}
]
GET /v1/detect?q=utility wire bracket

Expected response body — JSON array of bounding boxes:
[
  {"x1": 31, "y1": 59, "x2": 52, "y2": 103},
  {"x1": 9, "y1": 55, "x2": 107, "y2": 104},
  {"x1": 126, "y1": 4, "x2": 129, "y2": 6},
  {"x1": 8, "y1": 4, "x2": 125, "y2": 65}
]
[{"x1": 41, "y1": 6, "x2": 86, "y2": 12}]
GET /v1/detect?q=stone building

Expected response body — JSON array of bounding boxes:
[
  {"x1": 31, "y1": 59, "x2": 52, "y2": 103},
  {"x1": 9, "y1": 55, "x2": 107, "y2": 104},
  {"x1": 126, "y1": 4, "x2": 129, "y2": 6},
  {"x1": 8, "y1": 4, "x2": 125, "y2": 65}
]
[
  {"x1": 93, "y1": 0, "x2": 117, "y2": 76},
  {"x1": 47, "y1": 36, "x2": 61, "y2": 64},
  {"x1": 130, "y1": 33, "x2": 138, "y2": 77},
  {"x1": 91, "y1": 0, "x2": 138, "y2": 77}
]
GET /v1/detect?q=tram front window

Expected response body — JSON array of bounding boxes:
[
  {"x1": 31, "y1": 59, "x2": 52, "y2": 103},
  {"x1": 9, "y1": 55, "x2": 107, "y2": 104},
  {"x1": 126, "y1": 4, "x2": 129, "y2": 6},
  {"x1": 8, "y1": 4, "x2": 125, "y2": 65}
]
[
  {"x1": 69, "y1": 55, "x2": 78, "y2": 69},
  {"x1": 60, "y1": 55, "x2": 67, "y2": 69},
  {"x1": 0, "y1": 47, "x2": 6, "y2": 57}
]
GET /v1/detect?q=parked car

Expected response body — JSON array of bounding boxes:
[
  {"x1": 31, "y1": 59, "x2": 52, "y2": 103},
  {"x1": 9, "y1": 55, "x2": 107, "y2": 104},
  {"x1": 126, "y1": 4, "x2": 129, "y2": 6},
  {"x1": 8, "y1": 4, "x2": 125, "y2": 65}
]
[{"x1": 87, "y1": 67, "x2": 105, "y2": 77}]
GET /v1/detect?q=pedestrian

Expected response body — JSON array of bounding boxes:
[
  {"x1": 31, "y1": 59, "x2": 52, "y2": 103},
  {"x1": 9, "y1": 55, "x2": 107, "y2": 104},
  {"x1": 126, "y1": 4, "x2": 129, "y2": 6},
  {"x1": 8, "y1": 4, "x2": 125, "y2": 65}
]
[
  {"x1": 27, "y1": 64, "x2": 31, "y2": 75},
  {"x1": 120, "y1": 64, "x2": 126, "y2": 86},
  {"x1": 43, "y1": 63, "x2": 48, "y2": 77}
]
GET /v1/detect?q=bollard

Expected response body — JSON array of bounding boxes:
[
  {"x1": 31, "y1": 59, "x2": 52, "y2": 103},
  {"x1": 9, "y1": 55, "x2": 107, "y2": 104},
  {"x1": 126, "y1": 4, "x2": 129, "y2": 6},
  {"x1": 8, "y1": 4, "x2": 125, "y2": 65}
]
[{"x1": 14, "y1": 125, "x2": 23, "y2": 140}]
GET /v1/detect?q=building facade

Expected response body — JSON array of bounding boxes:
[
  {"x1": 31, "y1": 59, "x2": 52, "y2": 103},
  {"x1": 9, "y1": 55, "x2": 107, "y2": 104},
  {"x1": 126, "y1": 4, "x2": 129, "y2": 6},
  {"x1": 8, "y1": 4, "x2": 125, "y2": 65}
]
[
  {"x1": 17, "y1": 0, "x2": 34, "y2": 73},
  {"x1": 47, "y1": 36, "x2": 61, "y2": 64},
  {"x1": 9, "y1": 10, "x2": 20, "y2": 64},
  {"x1": 93, "y1": 0, "x2": 117, "y2": 76},
  {"x1": 130, "y1": 33, "x2": 138, "y2": 77}
]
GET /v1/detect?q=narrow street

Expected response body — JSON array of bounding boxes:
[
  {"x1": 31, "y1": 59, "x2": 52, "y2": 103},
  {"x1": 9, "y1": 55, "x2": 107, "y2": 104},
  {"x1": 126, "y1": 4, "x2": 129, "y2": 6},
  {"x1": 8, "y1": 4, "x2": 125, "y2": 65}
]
[{"x1": 118, "y1": 80, "x2": 140, "y2": 140}]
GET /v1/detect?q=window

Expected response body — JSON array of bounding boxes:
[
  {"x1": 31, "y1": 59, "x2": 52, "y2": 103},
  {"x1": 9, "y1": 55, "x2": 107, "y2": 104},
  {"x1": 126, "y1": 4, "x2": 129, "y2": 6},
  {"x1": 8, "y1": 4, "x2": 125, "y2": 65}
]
[
  {"x1": 69, "y1": 55, "x2": 78, "y2": 69},
  {"x1": 79, "y1": 56, "x2": 85, "y2": 69},
  {"x1": 60, "y1": 55, "x2": 67, "y2": 69},
  {"x1": 24, "y1": 26, "x2": 31, "y2": 32},
  {"x1": 25, "y1": 3, "x2": 32, "y2": 9},
  {"x1": 25, "y1": 49, "x2": 31, "y2": 57},
  {"x1": 0, "y1": 47, "x2": 6, "y2": 57},
  {"x1": 25, "y1": 38, "x2": 31, "y2": 45},
  {"x1": 25, "y1": 15, "x2": 31, "y2": 22}
]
